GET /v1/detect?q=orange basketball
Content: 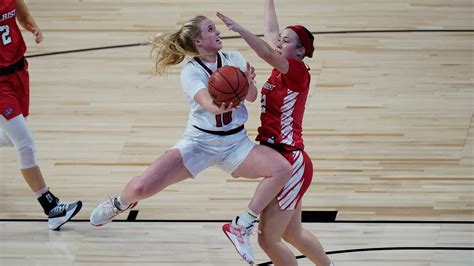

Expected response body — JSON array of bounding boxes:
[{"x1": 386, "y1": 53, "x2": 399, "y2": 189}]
[{"x1": 208, "y1": 66, "x2": 249, "y2": 108}]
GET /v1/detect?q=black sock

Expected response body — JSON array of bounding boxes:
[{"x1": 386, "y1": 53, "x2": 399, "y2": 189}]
[{"x1": 37, "y1": 190, "x2": 59, "y2": 215}]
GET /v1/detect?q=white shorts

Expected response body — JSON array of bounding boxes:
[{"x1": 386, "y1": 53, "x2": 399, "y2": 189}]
[{"x1": 172, "y1": 125, "x2": 255, "y2": 177}]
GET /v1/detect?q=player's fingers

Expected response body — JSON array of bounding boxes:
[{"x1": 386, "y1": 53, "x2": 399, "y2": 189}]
[
  {"x1": 35, "y1": 31, "x2": 43, "y2": 44},
  {"x1": 216, "y1": 12, "x2": 229, "y2": 23}
]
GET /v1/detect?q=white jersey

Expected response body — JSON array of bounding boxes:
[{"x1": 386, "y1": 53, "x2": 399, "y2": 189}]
[{"x1": 180, "y1": 51, "x2": 248, "y2": 132}]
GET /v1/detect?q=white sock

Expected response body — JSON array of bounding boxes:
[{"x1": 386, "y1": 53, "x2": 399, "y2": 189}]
[
  {"x1": 115, "y1": 195, "x2": 131, "y2": 211},
  {"x1": 34, "y1": 186, "x2": 49, "y2": 198},
  {"x1": 234, "y1": 209, "x2": 258, "y2": 228}
]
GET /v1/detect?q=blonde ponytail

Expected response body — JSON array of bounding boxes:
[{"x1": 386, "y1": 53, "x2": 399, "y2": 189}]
[{"x1": 150, "y1": 15, "x2": 207, "y2": 75}]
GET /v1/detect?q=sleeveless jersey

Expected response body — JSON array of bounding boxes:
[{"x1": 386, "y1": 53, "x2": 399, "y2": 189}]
[
  {"x1": 256, "y1": 58, "x2": 310, "y2": 150},
  {"x1": 180, "y1": 51, "x2": 248, "y2": 132},
  {"x1": 0, "y1": 0, "x2": 27, "y2": 68}
]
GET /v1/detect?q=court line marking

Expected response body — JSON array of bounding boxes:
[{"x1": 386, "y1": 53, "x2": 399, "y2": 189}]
[
  {"x1": 257, "y1": 247, "x2": 474, "y2": 265},
  {"x1": 25, "y1": 29, "x2": 474, "y2": 58},
  {"x1": 0, "y1": 218, "x2": 472, "y2": 224}
]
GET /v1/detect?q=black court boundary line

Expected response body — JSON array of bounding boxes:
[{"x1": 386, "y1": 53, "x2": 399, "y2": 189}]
[
  {"x1": 256, "y1": 247, "x2": 474, "y2": 266},
  {"x1": 25, "y1": 29, "x2": 474, "y2": 58},
  {"x1": 0, "y1": 218, "x2": 473, "y2": 224},
  {"x1": 26, "y1": 42, "x2": 149, "y2": 58},
  {"x1": 0, "y1": 218, "x2": 471, "y2": 263}
]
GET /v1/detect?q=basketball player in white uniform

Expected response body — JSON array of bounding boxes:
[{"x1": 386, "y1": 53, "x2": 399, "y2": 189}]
[
  {"x1": 90, "y1": 16, "x2": 293, "y2": 265},
  {"x1": 177, "y1": 50, "x2": 253, "y2": 175}
]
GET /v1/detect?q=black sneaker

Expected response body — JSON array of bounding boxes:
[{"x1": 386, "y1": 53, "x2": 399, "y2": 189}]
[{"x1": 48, "y1": 201, "x2": 82, "y2": 230}]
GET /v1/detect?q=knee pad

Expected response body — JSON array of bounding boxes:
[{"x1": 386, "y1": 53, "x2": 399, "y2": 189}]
[
  {"x1": 17, "y1": 140, "x2": 37, "y2": 169},
  {"x1": 0, "y1": 115, "x2": 38, "y2": 168}
]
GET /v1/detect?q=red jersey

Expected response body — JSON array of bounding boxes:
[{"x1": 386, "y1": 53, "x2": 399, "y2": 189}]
[
  {"x1": 256, "y1": 58, "x2": 310, "y2": 151},
  {"x1": 0, "y1": 0, "x2": 27, "y2": 68}
]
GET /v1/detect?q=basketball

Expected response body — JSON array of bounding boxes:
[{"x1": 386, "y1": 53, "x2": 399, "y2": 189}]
[{"x1": 208, "y1": 66, "x2": 249, "y2": 108}]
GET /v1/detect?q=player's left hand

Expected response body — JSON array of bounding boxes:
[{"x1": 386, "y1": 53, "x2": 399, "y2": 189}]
[
  {"x1": 24, "y1": 23, "x2": 43, "y2": 44},
  {"x1": 216, "y1": 12, "x2": 244, "y2": 33}
]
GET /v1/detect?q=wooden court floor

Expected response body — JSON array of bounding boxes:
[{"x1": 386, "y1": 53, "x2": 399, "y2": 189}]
[{"x1": 0, "y1": 0, "x2": 473, "y2": 265}]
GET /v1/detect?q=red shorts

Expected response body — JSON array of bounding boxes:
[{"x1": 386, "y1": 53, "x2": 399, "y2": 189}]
[
  {"x1": 276, "y1": 149, "x2": 313, "y2": 210},
  {"x1": 0, "y1": 60, "x2": 30, "y2": 120}
]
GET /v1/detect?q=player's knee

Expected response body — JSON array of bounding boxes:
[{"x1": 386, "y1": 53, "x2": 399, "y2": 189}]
[
  {"x1": 273, "y1": 160, "x2": 292, "y2": 185},
  {"x1": 282, "y1": 231, "x2": 297, "y2": 244},
  {"x1": 283, "y1": 228, "x2": 306, "y2": 245},
  {"x1": 17, "y1": 142, "x2": 37, "y2": 169}
]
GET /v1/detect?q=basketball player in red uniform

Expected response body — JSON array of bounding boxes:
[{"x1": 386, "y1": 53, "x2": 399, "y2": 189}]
[
  {"x1": 0, "y1": 0, "x2": 82, "y2": 230},
  {"x1": 218, "y1": 1, "x2": 334, "y2": 265}
]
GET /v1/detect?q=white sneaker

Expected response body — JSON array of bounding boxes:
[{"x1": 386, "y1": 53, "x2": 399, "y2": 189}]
[
  {"x1": 48, "y1": 201, "x2": 82, "y2": 230},
  {"x1": 90, "y1": 196, "x2": 136, "y2": 227},
  {"x1": 222, "y1": 221, "x2": 255, "y2": 265}
]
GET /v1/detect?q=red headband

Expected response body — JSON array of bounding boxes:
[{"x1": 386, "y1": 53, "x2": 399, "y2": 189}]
[{"x1": 286, "y1": 25, "x2": 314, "y2": 58}]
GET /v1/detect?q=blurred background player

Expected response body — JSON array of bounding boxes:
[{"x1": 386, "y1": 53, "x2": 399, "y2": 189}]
[{"x1": 0, "y1": 0, "x2": 82, "y2": 230}]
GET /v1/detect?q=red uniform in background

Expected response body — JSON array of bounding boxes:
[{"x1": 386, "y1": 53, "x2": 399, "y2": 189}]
[{"x1": 0, "y1": 0, "x2": 30, "y2": 120}]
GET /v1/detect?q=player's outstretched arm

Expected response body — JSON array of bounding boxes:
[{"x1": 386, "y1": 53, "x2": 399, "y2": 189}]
[
  {"x1": 16, "y1": 0, "x2": 43, "y2": 44},
  {"x1": 264, "y1": 0, "x2": 279, "y2": 48},
  {"x1": 216, "y1": 12, "x2": 289, "y2": 74}
]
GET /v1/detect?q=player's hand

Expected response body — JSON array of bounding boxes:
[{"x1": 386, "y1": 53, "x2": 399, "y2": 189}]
[
  {"x1": 216, "y1": 12, "x2": 244, "y2": 33},
  {"x1": 24, "y1": 23, "x2": 43, "y2": 44},
  {"x1": 245, "y1": 62, "x2": 256, "y2": 85},
  {"x1": 215, "y1": 102, "x2": 236, "y2": 114}
]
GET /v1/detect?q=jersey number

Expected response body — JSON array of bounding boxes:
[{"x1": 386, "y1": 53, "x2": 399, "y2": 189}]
[
  {"x1": 261, "y1": 94, "x2": 267, "y2": 114},
  {"x1": 0, "y1": 25, "x2": 12, "y2": 45},
  {"x1": 215, "y1": 112, "x2": 232, "y2": 127}
]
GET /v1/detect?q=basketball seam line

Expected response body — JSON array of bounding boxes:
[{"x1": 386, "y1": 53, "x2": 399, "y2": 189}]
[{"x1": 216, "y1": 68, "x2": 239, "y2": 105}]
